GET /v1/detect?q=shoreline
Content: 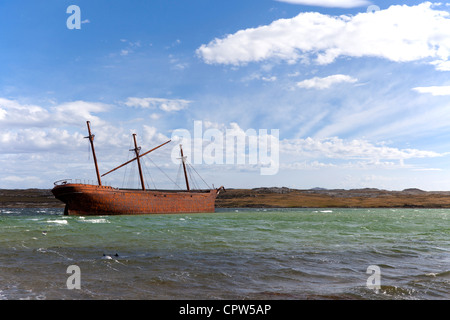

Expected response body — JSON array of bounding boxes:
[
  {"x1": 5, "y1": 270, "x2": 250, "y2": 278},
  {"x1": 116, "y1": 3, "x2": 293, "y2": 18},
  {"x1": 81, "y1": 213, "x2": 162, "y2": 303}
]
[{"x1": 2, "y1": 187, "x2": 450, "y2": 209}]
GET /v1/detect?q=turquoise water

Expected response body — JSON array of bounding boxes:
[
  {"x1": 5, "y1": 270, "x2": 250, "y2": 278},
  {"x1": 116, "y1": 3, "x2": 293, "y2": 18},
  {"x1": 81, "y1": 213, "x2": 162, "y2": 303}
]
[{"x1": 0, "y1": 208, "x2": 448, "y2": 300}]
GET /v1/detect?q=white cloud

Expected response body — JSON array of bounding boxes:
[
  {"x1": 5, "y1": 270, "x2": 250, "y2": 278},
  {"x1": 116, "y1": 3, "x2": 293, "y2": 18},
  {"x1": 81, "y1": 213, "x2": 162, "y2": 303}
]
[
  {"x1": 0, "y1": 98, "x2": 50, "y2": 126},
  {"x1": 0, "y1": 98, "x2": 111, "y2": 155},
  {"x1": 297, "y1": 74, "x2": 357, "y2": 89},
  {"x1": 197, "y1": 2, "x2": 450, "y2": 70},
  {"x1": 52, "y1": 101, "x2": 109, "y2": 125},
  {"x1": 241, "y1": 73, "x2": 277, "y2": 82},
  {"x1": 124, "y1": 97, "x2": 191, "y2": 112},
  {"x1": 413, "y1": 85, "x2": 450, "y2": 95},
  {"x1": 142, "y1": 125, "x2": 170, "y2": 144},
  {"x1": 0, "y1": 98, "x2": 108, "y2": 128},
  {"x1": 431, "y1": 59, "x2": 450, "y2": 71},
  {"x1": 280, "y1": 159, "x2": 415, "y2": 171},
  {"x1": 0, "y1": 128, "x2": 84, "y2": 154},
  {"x1": 150, "y1": 113, "x2": 161, "y2": 120},
  {"x1": 275, "y1": 0, "x2": 371, "y2": 8},
  {"x1": 2, "y1": 175, "x2": 45, "y2": 186},
  {"x1": 168, "y1": 54, "x2": 190, "y2": 70},
  {"x1": 116, "y1": 41, "x2": 141, "y2": 57},
  {"x1": 262, "y1": 76, "x2": 277, "y2": 82}
]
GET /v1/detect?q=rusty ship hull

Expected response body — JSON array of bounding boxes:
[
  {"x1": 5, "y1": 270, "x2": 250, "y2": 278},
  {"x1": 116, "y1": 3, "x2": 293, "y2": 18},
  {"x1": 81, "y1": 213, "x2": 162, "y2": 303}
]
[{"x1": 52, "y1": 182, "x2": 219, "y2": 216}]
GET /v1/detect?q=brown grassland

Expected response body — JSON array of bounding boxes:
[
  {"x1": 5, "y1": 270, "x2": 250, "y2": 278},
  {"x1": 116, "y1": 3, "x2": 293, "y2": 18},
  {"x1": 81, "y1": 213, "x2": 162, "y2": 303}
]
[{"x1": 215, "y1": 187, "x2": 450, "y2": 208}]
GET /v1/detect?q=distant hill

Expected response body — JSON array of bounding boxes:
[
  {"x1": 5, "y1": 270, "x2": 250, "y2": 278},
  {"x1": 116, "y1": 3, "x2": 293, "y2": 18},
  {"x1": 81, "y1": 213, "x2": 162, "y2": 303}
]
[
  {"x1": 216, "y1": 187, "x2": 450, "y2": 208},
  {"x1": 0, "y1": 189, "x2": 63, "y2": 208}
]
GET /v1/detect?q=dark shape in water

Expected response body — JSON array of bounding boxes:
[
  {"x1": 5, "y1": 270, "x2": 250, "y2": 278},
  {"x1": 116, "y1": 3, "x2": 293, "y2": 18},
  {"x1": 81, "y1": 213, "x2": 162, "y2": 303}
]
[{"x1": 52, "y1": 121, "x2": 224, "y2": 216}]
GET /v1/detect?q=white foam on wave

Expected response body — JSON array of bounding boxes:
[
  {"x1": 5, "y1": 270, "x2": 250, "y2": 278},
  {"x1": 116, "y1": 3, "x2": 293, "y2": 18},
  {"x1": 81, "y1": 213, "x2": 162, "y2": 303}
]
[
  {"x1": 46, "y1": 219, "x2": 68, "y2": 225},
  {"x1": 82, "y1": 218, "x2": 110, "y2": 224},
  {"x1": 77, "y1": 216, "x2": 109, "y2": 223}
]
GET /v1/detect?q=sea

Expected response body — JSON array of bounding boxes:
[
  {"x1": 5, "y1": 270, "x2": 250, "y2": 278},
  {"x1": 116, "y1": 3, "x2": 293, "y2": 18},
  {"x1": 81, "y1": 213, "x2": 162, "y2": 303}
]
[{"x1": 0, "y1": 207, "x2": 448, "y2": 301}]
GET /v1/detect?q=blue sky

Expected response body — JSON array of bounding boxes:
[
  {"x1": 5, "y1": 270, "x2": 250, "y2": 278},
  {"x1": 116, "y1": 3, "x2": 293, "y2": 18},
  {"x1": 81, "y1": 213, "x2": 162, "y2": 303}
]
[{"x1": 2, "y1": 0, "x2": 450, "y2": 190}]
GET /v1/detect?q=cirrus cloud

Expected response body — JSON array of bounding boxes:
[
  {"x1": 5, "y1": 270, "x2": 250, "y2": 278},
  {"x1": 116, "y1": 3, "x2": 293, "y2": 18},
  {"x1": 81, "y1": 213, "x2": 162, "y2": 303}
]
[
  {"x1": 275, "y1": 0, "x2": 371, "y2": 8},
  {"x1": 281, "y1": 136, "x2": 443, "y2": 160},
  {"x1": 124, "y1": 97, "x2": 191, "y2": 112}
]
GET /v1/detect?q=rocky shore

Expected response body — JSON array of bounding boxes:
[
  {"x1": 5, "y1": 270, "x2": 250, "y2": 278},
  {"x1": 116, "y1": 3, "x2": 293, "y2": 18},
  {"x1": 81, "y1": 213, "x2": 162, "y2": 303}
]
[{"x1": 2, "y1": 187, "x2": 450, "y2": 209}]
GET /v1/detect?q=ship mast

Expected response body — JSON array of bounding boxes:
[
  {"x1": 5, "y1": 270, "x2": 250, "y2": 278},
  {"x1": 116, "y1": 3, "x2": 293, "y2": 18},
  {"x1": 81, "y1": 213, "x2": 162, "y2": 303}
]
[
  {"x1": 180, "y1": 144, "x2": 190, "y2": 191},
  {"x1": 132, "y1": 134, "x2": 146, "y2": 191},
  {"x1": 85, "y1": 121, "x2": 102, "y2": 186}
]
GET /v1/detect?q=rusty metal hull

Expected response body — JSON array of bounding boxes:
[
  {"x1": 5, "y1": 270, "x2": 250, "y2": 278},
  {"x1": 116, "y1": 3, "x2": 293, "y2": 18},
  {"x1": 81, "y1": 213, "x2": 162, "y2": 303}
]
[{"x1": 52, "y1": 183, "x2": 219, "y2": 216}]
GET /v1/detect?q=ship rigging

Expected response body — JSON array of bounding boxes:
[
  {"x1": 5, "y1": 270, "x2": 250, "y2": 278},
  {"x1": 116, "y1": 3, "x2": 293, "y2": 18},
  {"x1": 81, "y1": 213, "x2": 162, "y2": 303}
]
[{"x1": 51, "y1": 121, "x2": 223, "y2": 216}]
